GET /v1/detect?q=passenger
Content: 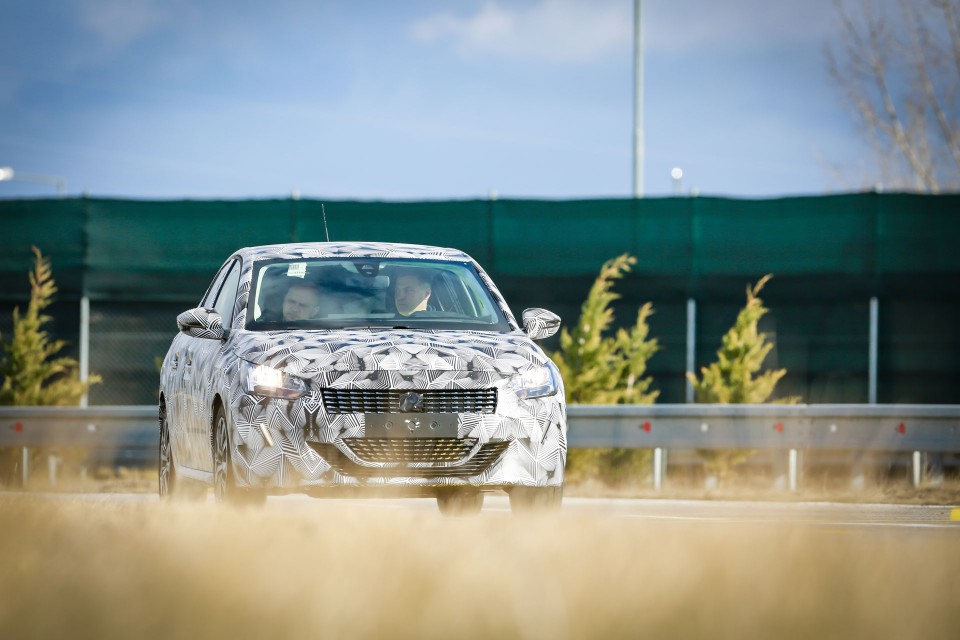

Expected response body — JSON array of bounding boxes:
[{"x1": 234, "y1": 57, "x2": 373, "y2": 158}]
[
  {"x1": 394, "y1": 271, "x2": 432, "y2": 316},
  {"x1": 282, "y1": 283, "x2": 322, "y2": 321}
]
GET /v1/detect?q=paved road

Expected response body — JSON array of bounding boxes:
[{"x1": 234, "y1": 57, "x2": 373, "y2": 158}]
[
  {"x1": 297, "y1": 494, "x2": 960, "y2": 529},
  {"x1": 560, "y1": 496, "x2": 960, "y2": 528},
  {"x1": 38, "y1": 491, "x2": 958, "y2": 529}
]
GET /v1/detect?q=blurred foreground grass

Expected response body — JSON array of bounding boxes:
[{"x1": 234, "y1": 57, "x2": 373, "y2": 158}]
[{"x1": 0, "y1": 494, "x2": 958, "y2": 639}]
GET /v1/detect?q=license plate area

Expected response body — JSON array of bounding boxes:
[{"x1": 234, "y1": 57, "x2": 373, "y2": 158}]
[{"x1": 364, "y1": 413, "x2": 459, "y2": 438}]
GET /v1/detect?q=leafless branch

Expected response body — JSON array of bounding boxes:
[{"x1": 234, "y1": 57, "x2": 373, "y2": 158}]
[{"x1": 827, "y1": 0, "x2": 960, "y2": 192}]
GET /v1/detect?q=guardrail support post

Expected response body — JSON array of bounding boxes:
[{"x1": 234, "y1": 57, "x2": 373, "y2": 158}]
[
  {"x1": 21, "y1": 446, "x2": 29, "y2": 488},
  {"x1": 911, "y1": 451, "x2": 922, "y2": 488},
  {"x1": 788, "y1": 449, "x2": 799, "y2": 492},
  {"x1": 653, "y1": 447, "x2": 664, "y2": 491},
  {"x1": 48, "y1": 453, "x2": 58, "y2": 486}
]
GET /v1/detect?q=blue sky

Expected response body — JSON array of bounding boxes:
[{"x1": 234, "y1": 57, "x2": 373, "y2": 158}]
[{"x1": 0, "y1": 0, "x2": 876, "y2": 200}]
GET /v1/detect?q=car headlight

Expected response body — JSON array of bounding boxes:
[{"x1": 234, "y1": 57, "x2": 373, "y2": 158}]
[
  {"x1": 241, "y1": 360, "x2": 308, "y2": 399},
  {"x1": 508, "y1": 364, "x2": 559, "y2": 399}
]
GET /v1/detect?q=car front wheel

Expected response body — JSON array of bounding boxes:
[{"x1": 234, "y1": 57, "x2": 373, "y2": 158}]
[
  {"x1": 212, "y1": 404, "x2": 266, "y2": 507},
  {"x1": 159, "y1": 404, "x2": 205, "y2": 501}
]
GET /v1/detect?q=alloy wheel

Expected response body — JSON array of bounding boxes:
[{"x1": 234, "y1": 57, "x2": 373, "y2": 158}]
[
  {"x1": 158, "y1": 410, "x2": 173, "y2": 498},
  {"x1": 213, "y1": 408, "x2": 229, "y2": 503}
]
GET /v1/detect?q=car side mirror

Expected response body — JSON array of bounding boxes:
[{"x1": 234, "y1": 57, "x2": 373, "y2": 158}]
[
  {"x1": 522, "y1": 308, "x2": 560, "y2": 340},
  {"x1": 177, "y1": 307, "x2": 226, "y2": 340}
]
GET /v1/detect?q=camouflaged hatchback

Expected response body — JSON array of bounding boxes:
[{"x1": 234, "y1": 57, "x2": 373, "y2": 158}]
[{"x1": 159, "y1": 242, "x2": 566, "y2": 514}]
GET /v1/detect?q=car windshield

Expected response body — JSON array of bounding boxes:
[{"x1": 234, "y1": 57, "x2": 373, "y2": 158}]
[{"x1": 246, "y1": 258, "x2": 512, "y2": 332}]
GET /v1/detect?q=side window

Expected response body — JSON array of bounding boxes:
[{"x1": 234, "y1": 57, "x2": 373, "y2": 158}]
[
  {"x1": 201, "y1": 261, "x2": 232, "y2": 308},
  {"x1": 213, "y1": 260, "x2": 241, "y2": 326}
]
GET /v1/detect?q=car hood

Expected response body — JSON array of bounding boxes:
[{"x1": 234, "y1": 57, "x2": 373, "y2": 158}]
[{"x1": 233, "y1": 329, "x2": 550, "y2": 377}]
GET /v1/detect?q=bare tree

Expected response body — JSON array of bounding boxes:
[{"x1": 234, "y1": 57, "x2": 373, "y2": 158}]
[{"x1": 827, "y1": 0, "x2": 960, "y2": 192}]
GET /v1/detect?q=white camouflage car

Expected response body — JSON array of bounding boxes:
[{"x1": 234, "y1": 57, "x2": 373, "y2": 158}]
[{"x1": 158, "y1": 242, "x2": 566, "y2": 514}]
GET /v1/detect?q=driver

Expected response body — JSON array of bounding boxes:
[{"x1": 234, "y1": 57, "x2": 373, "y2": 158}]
[
  {"x1": 282, "y1": 283, "x2": 322, "y2": 321},
  {"x1": 394, "y1": 271, "x2": 432, "y2": 316}
]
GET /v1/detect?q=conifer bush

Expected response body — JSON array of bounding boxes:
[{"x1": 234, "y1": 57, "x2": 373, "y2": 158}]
[
  {"x1": 553, "y1": 254, "x2": 660, "y2": 486},
  {"x1": 0, "y1": 247, "x2": 99, "y2": 405},
  {"x1": 0, "y1": 247, "x2": 100, "y2": 483},
  {"x1": 686, "y1": 275, "x2": 799, "y2": 485}
]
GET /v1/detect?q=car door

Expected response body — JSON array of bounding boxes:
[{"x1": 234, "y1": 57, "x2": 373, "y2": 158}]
[
  {"x1": 185, "y1": 258, "x2": 242, "y2": 472},
  {"x1": 177, "y1": 261, "x2": 240, "y2": 469},
  {"x1": 166, "y1": 262, "x2": 230, "y2": 471}
]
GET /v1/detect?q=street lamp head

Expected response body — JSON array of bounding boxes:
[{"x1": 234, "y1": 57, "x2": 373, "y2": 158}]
[
  {"x1": 670, "y1": 167, "x2": 683, "y2": 181},
  {"x1": 0, "y1": 166, "x2": 66, "y2": 196}
]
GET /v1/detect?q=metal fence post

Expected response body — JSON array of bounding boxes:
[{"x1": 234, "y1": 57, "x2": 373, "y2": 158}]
[
  {"x1": 80, "y1": 296, "x2": 90, "y2": 407},
  {"x1": 869, "y1": 297, "x2": 878, "y2": 404},
  {"x1": 685, "y1": 299, "x2": 696, "y2": 404}
]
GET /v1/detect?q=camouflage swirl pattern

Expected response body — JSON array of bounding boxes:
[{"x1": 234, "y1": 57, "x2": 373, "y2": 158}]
[{"x1": 159, "y1": 242, "x2": 566, "y2": 500}]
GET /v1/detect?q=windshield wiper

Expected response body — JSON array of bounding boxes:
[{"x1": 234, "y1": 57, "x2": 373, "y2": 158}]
[{"x1": 341, "y1": 324, "x2": 413, "y2": 330}]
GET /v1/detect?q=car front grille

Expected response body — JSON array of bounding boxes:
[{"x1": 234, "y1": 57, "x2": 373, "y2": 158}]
[
  {"x1": 320, "y1": 388, "x2": 497, "y2": 414},
  {"x1": 343, "y1": 437, "x2": 476, "y2": 463},
  {"x1": 307, "y1": 439, "x2": 511, "y2": 479}
]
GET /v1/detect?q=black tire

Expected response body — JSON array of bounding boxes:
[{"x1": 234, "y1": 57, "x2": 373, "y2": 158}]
[
  {"x1": 436, "y1": 489, "x2": 484, "y2": 517},
  {"x1": 212, "y1": 404, "x2": 266, "y2": 507},
  {"x1": 159, "y1": 404, "x2": 205, "y2": 501},
  {"x1": 508, "y1": 486, "x2": 563, "y2": 514}
]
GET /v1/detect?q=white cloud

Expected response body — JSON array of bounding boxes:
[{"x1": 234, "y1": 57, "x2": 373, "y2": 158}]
[
  {"x1": 77, "y1": 0, "x2": 172, "y2": 52},
  {"x1": 410, "y1": 0, "x2": 854, "y2": 62},
  {"x1": 409, "y1": 0, "x2": 632, "y2": 63},
  {"x1": 643, "y1": 0, "x2": 847, "y2": 54}
]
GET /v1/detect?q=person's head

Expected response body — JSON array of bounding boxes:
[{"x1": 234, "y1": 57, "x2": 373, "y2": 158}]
[
  {"x1": 394, "y1": 271, "x2": 431, "y2": 316},
  {"x1": 282, "y1": 283, "x2": 321, "y2": 321}
]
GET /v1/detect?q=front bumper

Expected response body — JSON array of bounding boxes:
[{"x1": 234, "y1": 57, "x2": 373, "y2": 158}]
[{"x1": 227, "y1": 382, "x2": 567, "y2": 491}]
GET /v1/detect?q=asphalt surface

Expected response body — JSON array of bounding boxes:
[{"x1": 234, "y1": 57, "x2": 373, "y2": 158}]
[{"x1": 29, "y1": 491, "x2": 959, "y2": 529}]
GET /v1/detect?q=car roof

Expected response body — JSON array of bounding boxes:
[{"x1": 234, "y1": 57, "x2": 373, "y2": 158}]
[{"x1": 233, "y1": 242, "x2": 474, "y2": 263}]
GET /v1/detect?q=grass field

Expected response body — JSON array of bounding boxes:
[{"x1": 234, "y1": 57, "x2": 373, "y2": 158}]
[{"x1": 1, "y1": 494, "x2": 958, "y2": 639}]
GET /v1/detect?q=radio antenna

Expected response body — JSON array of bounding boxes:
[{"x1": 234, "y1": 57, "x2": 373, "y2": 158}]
[{"x1": 321, "y1": 203, "x2": 330, "y2": 242}]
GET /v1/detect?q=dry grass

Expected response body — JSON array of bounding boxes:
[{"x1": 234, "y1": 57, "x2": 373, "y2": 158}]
[{"x1": 0, "y1": 494, "x2": 958, "y2": 640}]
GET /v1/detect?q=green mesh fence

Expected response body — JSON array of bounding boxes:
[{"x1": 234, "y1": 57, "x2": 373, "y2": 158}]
[{"x1": 0, "y1": 194, "x2": 958, "y2": 405}]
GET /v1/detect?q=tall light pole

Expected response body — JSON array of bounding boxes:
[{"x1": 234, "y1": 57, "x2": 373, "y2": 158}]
[
  {"x1": 0, "y1": 166, "x2": 66, "y2": 196},
  {"x1": 633, "y1": 0, "x2": 644, "y2": 198}
]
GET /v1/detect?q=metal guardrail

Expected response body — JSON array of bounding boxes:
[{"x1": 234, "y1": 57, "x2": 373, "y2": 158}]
[
  {"x1": 0, "y1": 406, "x2": 157, "y2": 484},
  {"x1": 0, "y1": 406, "x2": 158, "y2": 448},
  {"x1": 567, "y1": 404, "x2": 960, "y2": 452},
  {"x1": 1, "y1": 404, "x2": 958, "y2": 489},
  {"x1": 567, "y1": 404, "x2": 960, "y2": 490}
]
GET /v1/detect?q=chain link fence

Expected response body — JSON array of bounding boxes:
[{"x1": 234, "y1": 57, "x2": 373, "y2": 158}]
[{"x1": 87, "y1": 301, "x2": 189, "y2": 406}]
